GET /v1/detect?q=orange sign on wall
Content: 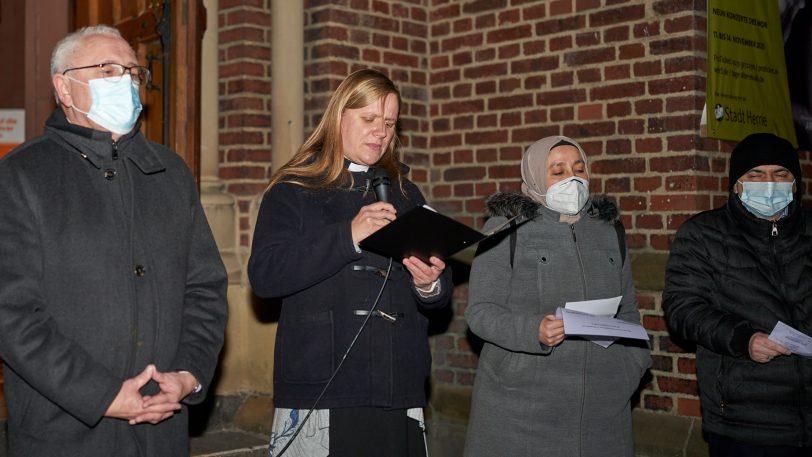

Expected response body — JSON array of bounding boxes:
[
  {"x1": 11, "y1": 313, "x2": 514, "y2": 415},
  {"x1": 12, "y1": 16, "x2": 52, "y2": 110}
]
[{"x1": 0, "y1": 109, "x2": 25, "y2": 158}]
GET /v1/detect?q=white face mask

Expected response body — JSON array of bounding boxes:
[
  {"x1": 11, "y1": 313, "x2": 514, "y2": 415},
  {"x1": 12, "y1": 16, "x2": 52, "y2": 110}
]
[
  {"x1": 68, "y1": 75, "x2": 142, "y2": 135},
  {"x1": 543, "y1": 176, "x2": 589, "y2": 215},
  {"x1": 738, "y1": 180, "x2": 794, "y2": 219}
]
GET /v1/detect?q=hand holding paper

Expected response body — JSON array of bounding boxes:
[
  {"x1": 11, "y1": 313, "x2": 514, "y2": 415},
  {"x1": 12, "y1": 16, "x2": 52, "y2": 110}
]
[
  {"x1": 768, "y1": 321, "x2": 812, "y2": 358},
  {"x1": 555, "y1": 305, "x2": 649, "y2": 345}
]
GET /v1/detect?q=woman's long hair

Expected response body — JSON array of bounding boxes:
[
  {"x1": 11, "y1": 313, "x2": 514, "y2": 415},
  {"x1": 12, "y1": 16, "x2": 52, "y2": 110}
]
[{"x1": 268, "y1": 69, "x2": 404, "y2": 191}]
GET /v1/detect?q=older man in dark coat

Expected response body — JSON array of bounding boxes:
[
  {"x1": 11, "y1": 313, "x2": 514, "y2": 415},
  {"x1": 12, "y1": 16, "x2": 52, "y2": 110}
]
[{"x1": 0, "y1": 25, "x2": 228, "y2": 456}]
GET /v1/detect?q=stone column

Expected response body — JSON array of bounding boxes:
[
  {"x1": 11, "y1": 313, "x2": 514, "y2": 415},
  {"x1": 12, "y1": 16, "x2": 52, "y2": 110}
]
[
  {"x1": 271, "y1": 0, "x2": 304, "y2": 172},
  {"x1": 199, "y1": 0, "x2": 241, "y2": 284}
]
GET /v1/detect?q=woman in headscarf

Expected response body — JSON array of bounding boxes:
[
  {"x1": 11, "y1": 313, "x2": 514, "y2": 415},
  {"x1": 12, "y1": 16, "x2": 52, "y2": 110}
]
[{"x1": 463, "y1": 135, "x2": 651, "y2": 457}]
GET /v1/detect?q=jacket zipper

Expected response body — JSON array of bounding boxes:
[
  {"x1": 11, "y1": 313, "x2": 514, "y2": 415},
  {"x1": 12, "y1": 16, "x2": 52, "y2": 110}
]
[
  {"x1": 112, "y1": 140, "x2": 119, "y2": 160},
  {"x1": 768, "y1": 218, "x2": 806, "y2": 445},
  {"x1": 571, "y1": 222, "x2": 587, "y2": 456}
]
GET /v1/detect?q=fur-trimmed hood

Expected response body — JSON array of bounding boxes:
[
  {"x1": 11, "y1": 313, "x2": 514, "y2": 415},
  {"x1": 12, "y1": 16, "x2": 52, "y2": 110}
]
[{"x1": 485, "y1": 192, "x2": 620, "y2": 223}]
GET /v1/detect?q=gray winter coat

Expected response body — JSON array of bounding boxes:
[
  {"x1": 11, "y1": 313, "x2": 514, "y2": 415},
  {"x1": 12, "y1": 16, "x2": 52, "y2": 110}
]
[
  {"x1": 464, "y1": 193, "x2": 651, "y2": 457},
  {"x1": 0, "y1": 110, "x2": 228, "y2": 457}
]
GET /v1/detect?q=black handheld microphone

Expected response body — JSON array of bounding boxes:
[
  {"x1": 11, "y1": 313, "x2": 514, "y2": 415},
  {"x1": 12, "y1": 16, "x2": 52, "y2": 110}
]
[{"x1": 371, "y1": 169, "x2": 391, "y2": 203}]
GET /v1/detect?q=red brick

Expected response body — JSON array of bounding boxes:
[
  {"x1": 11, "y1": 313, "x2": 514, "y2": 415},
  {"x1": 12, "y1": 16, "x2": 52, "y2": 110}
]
[
  {"x1": 589, "y1": 5, "x2": 645, "y2": 27},
  {"x1": 605, "y1": 64, "x2": 631, "y2": 80},
  {"x1": 549, "y1": 0, "x2": 574, "y2": 16},
  {"x1": 577, "y1": 68, "x2": 602, "y2": 83},
  {"x1": 538, "y1": 89, "x2": 588, "y2": 106},
  {"x1": 650, "y1": 36, "x2": 701, "y2": 55},
  {"x1": 576, "y1": 31, "x2": 601, "y2": 47},
  {"x1": 677, "y1": 357, "x2": 696, "y2": 375},
  {"x1": 618, "y1": 196, "x2": 647, "y2": 211},
  {"x1": 658, "y1": 376, "x2": 698, "y2": 395},
  {"x1": 643, "y1": 314, "x2": 668, "y2": 331},
  {"x1": 651, "y1": 194, "x2": 710, "y2": 212},
  {"x1": 634, "y1": 176, "x2": 663, "y2": 192},
  {"x1": 605, "y1": 177, "x2": 630, "y2": 193},
  {"x1": 606, "y1": 101, "x2": 631, "y2": 118},
  {"x1": 523, "y1": 3, "x2": 547, "y2": 20},
  {"x1": 565, "y1": 47, "x2": 616, "y2": 66},
  {"x1": 654, "y1": 0, "x2": 704, "y2": 15},
  {"x1": 603, "y1": 25, "x2": 629, "y2": 43},
  {"x1": 219, "y1": 26, "x2": 265, "y2": 45},
  {"x1": 637, "y1": 293, "x2": 656, "y2": 310},
  {"x1": 465, "y1": 130, "x2": 509, "y2": 145},
  {"x1": 578, "y1": 103, "x2": 603, "y2": 120},
  {"x1": 651, "y1": 355, "x2": 674, "y2": 372},
  {"x1": 488, "y1": 94, "x2": 533, "y2": 111},
  {"x1": 677, "y1": 397, "x2": 702, "y2": 417},
  {"x1": 606, "y1": 138, "x2": 632, "y2": 155},
  {"x1": 592, "y1": 158, "x2": 646, "y2": 174},
  {"x1": 644, "y1": 394, "x2": 674, "y2": 412},
  {"x1": 549, "y1": 36, "x2": 572, "y2": 52},
  {"x1": 636, "y1": 214, "x2": 663, "y2": 229},
  {"x1": 444, "y1": 167, "x2": 487, "y2": 182},
  {"x1": 551, "y1": 107, "x2": 575, "y2": 122},
  {"x1": 591, "y1": 82, "x2": 645, "y2": 101}
]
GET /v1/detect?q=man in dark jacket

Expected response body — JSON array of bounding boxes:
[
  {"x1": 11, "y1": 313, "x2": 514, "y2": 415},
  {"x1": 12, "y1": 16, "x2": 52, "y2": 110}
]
[
  {"x1": 0, "y1": 25, "x2": 228, "y2": 456},
  {"x1": 663, "y1": 132, "x2": 812, "y2": 456}
]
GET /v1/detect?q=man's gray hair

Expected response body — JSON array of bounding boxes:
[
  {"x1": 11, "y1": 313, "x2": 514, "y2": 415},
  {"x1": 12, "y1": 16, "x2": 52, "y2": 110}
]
[{"x1": 50, "y1": 24, "x2": 123, "y2": 75}]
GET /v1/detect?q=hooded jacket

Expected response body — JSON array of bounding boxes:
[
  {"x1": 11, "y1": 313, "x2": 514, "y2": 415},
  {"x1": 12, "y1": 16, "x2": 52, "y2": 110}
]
[
  {"x1": 463, "y1": 193, "x2": 651, "y2": 457},
  {"x1": 663, "y1": 194, "x2": 812, "y2": 446},
  {"x1": 0, "y1": 110, "x2": 228, "y2": 456}
]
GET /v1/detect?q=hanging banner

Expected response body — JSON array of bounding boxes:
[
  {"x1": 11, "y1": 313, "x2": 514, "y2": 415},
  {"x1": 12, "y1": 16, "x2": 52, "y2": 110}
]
[
  {"x1": 705, "y1": 0, "x2": 797, "y2": 146},
  {"x1": 0, "y1": 109, "x2": 25, "y2": 158}
]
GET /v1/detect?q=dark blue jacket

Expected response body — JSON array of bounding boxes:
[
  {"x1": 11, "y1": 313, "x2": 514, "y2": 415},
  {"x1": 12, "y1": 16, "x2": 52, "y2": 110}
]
[{"x1": 248, "y1": 171, "x2": 451, "y2": 409}]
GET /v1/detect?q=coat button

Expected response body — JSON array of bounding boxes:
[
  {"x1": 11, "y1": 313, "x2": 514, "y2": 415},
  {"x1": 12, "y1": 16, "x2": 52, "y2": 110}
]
[
  {"x1": 134, "y1": 264, "x2": 146, "y2": 277},
  {"x1": 104, "y1": 169, "x2": 117, "y2": 180}
]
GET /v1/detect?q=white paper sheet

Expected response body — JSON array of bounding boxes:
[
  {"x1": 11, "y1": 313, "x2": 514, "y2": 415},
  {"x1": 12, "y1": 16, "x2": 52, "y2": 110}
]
[
  {"x1": 565, "y1": 296, "x2": 622, "y2": 317},
  {"x1": 564, "y1": 296, "x2": 623, "y2": 347},
  {"x1": 556, "y1": 307, "x2": 649, "y2": 341},
  {"x1": 768, "y1": 321, "x2": 812, "y2": 357}
]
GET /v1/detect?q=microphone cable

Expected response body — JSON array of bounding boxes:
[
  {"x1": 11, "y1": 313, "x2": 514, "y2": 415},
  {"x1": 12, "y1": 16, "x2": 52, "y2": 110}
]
[{"x1": 272, "y1": 257, "x2": 393, "y2": 457}]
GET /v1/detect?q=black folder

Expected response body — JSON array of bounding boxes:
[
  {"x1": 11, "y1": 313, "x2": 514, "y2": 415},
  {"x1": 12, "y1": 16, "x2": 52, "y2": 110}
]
[{"x1": 359, "y1": 205, "x2": 519, "y2": 262}]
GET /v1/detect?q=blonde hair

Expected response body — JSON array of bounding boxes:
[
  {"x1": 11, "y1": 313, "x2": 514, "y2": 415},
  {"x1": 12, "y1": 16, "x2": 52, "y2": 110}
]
[{"x1": 268, "y1": 69, "x2": 404, "y2": 191}]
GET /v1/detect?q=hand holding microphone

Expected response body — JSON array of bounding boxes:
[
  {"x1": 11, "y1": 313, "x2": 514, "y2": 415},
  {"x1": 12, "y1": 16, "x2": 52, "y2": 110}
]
[{"x1": 351, "y1": 168, "x2": 396, "y2": 244}]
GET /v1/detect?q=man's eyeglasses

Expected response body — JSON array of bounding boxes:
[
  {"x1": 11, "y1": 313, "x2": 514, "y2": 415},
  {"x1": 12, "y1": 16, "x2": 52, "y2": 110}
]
[{"x1": 62, "y1": 63, "x2": 151, "y2": 86}]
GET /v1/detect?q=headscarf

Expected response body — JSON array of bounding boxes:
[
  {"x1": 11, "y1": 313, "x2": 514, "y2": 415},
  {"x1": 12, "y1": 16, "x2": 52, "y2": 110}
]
[{"x1": 521, "y1": 135, "x2": 590, "y2": 206}]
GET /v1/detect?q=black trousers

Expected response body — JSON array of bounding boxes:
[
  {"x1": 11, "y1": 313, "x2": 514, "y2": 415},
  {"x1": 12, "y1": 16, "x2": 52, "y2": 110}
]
[
  {"x1": 329, "y1": 407, "x2": 426, "y2": 457},
  {"x1": 707, "y1": 432, "x2": 812, "y2": 457}
]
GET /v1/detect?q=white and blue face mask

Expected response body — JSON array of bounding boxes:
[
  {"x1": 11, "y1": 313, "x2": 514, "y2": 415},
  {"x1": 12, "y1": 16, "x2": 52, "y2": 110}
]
[
  {"x1": 543, "y1": 176, "x2": 590, "y2": 215},
  {"x1": 737, "y1": 180, "x2": 794, "y2": 219},
  {"x1": 69, "y1": 74, "x2": 142, "y2": 135}
]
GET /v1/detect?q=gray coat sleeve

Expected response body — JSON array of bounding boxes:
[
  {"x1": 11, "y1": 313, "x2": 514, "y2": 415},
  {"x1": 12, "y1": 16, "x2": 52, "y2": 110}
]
[{"x1": 465, "y1": 217, "x2": 550, "y2": 354}]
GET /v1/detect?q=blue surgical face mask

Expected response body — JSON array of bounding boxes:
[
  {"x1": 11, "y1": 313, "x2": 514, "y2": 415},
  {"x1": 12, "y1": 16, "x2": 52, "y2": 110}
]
[
  {"x1": 69, "y1": 75, "x2": 142, "y2": 135},
  {"x1": 737, "y1": 180, "x2": 794, "y2": 219}
]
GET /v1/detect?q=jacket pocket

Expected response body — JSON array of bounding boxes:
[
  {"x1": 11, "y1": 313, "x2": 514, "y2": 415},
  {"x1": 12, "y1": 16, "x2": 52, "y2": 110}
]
[{"x1": 279, "y1": 310, "x2": 334, "y2": 383}]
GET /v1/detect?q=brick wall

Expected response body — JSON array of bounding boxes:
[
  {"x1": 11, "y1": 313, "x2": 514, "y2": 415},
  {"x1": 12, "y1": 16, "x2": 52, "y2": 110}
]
[
  {"x1": 218, "y1": 0, "x2": 811, "y2": 422},
  {"x1": 219, "y1": 0, "x2": 273, "y2": 246}
]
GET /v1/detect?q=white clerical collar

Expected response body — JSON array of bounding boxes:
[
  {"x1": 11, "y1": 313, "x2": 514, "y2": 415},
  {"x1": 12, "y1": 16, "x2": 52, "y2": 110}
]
[{"x1": 347, "y1": 161, "x2": 369, "y2": 172}]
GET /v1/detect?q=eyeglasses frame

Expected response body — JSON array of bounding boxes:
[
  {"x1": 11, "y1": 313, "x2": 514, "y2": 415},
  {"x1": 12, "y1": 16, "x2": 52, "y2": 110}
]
[{"x1": 61, "y1": 63, "x2": 151, "y2": 86}]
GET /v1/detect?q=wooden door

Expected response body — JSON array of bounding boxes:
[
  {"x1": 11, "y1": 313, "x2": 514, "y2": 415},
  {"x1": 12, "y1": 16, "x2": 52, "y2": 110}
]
[{"x1": 74, "y1": 0, "x2": 205, "y2": 180}]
